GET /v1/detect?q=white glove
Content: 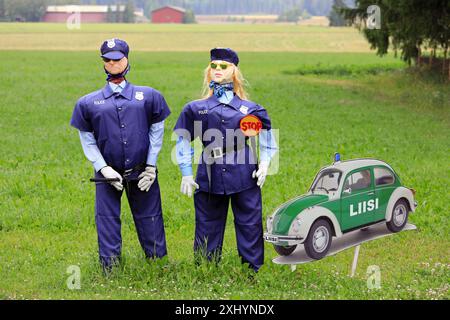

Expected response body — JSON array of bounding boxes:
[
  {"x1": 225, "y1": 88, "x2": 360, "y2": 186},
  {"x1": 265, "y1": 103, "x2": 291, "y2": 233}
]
[
  {"x1": 180, "y1": 175, "x2": 199, "y2": 198},
  {"x1": 138, "y1": 166, "x2": 157, "y2": 192},
  {"x1": 100, "y1": 166, "x2": 123, "y2": 191},
  {"x1": 252, "y1": 161, "x2": 270, "y2": 188}
]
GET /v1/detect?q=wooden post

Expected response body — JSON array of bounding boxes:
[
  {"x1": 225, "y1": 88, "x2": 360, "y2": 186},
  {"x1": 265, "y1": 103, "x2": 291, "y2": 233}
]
[
  {"x1": 350, "y1": 245, "x2": 361, "y2": 277},
  {"x1": 443, "y1": 48, "x2": 447, "y2": 73},
  {"x1": 445, "y1": 47, "x2": 449, "y2": 81},
  {"x1": 417, "y1": 46, "x2": 421, "y2": 67}
]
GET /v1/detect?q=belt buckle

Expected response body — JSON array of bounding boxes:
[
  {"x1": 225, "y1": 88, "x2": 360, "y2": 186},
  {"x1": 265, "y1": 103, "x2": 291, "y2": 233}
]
[
  {"x1": 211, "y1": 147, "x2": 223, "y2": 159},
  {"x1": 123, "y1": 168, "x2": 133, "y2": 178}
]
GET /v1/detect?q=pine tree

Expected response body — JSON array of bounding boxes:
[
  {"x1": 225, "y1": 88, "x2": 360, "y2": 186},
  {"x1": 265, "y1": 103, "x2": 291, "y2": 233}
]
[
  {"x1": 341, "y1": 0, "x2": 449, "y2": 76},
  {"x1": 329, "y1": 0, "x2": 348, "y2": 26},
  {"x1": 123, "y1": 0, "x2": 135, "y2": 23},
  {"x1": 106, "y1": 5, "x2": 114, "y2": 22},
  {"x1": 183, "y1": 8, "x2": 196, "y2": 23},
  {"x1": 0, "y1": 0, "x2": 5, "y2": 20}
]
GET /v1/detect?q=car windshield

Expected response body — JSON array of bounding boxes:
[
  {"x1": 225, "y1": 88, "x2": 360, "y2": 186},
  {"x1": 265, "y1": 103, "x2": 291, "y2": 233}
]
[{"x1": 311, "y1": 169, "x2": 342, "y2": 194}]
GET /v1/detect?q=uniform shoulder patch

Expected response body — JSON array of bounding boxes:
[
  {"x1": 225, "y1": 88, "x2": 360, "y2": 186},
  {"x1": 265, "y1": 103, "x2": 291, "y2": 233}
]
[
  {"x1": 135, "y1": 91, "x2": 144, "y2": 101},
  {"x1": 239, "y1": 105, "x2": 249, "y2": 115}
]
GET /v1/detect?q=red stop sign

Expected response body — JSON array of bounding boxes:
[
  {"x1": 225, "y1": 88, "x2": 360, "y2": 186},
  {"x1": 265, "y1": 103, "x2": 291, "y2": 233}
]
[{"x1": 240, "y1": 115, "x2": 262, "y2": 137}]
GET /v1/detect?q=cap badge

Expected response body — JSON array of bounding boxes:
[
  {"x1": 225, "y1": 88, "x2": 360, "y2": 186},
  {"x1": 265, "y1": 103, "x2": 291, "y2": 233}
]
[{"x1": 107, "y1": 39, "x2": 116, "y2": 48}]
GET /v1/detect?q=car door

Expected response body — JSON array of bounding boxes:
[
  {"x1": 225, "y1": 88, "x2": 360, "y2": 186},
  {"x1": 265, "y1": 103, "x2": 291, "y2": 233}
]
[
  {"x1": 340, "y1": 167, "x2": 376, "y2": 231},
  {"x1": 374, "y1": 166, "x2": 397, "y2": 220}
]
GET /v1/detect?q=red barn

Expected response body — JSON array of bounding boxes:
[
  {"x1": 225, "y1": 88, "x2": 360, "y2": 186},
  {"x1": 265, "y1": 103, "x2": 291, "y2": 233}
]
[
  {"x1": 151, "y1": 6, "x2": 186, "y2": 24},
  {"x1": 42, "y1": 5, "x2": 125, "y2": 23}
]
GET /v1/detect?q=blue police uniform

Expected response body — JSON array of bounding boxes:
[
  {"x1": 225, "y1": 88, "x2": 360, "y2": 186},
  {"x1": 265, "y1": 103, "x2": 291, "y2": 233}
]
[
  {"x1": 71, "y1": 81, "x2": 171, "y2": 268},
  {"x1": 174, "y1": 91, "x2": 274, "y2": 271}
]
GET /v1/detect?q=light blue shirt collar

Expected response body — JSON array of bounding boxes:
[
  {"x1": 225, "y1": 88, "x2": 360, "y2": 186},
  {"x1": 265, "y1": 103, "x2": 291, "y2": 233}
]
[
  {"x1": 218, "y1": 90, "x2": 234, "y2": 105},
  {"x1": 109, "y1": 80, "x2": 127, "y2": 93}
]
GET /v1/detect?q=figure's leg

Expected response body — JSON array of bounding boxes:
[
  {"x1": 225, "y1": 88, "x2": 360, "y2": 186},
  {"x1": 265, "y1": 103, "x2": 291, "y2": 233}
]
[
  {"x1": 126, "y1": 178, "x2": 167, "y2": 259},
  {"x1": 193, "y1": 191, "x2": 229, "y2": 264},
  {"x1": 95, "y1": 180, "x2": 123, "y2": 271},
  {"x1": 230, "y1": 186, "x2": 264, "y2": 272}
]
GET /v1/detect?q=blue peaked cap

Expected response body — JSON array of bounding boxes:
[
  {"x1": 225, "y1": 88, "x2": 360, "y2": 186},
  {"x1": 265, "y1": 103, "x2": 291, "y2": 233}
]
[
  {"x1": 210, "y1": 48, "x2": 239, "y2": 66},
  {"x1": 100, "y1": 38, "x2": 129, "y2": 60}
]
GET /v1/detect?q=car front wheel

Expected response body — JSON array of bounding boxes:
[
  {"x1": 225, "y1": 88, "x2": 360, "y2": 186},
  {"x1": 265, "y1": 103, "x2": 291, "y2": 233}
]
[
  {"x1": 386, "y1": 199, "x2": 409, "y2": 232},
  {"x1": 273, "y1": 244, "x2": 297, "y2": 256},
  {"x1": 304, "y1": 219, "x2": 332, "y2": 260}
]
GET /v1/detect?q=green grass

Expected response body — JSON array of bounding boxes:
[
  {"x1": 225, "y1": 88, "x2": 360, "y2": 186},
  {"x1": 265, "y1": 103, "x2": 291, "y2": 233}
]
[{"x1": 0, "y1": 44, "x2": 449, "y2": 299}]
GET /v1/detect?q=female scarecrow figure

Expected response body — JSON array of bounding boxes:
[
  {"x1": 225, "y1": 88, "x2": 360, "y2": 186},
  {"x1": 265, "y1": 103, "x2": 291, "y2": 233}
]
[{"x1": 173, "y1": 48, "x2": 278, "y2": 271}]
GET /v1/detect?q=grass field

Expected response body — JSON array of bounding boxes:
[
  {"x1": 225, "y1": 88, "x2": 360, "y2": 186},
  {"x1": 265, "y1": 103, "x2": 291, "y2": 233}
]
[{"x1": 0, "y1": 23, "x2": 449, "y2": 300}]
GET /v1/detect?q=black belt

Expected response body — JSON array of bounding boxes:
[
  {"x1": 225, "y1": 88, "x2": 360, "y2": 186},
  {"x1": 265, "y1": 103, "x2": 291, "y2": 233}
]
[
  {"x1": 114, "y1": 162, "x2": 146, "y2": 179},
  {"x1": 206, "y1": 144, "x2": 246, "y2": 160},
  {"x1": 204, "y1": 137, "x2": 258, "y2": 199},
  {"x1": 89, "y1": 162, "x2": 146, "y2": 183}
]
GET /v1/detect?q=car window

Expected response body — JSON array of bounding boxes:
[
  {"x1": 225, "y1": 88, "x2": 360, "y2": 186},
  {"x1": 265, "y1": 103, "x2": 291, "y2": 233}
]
[
  {"x1": 374, "y1": 167, "x2": 395, "y2": 186},
  {"x1": 311, "y1": 169, "x2": 342, "y2": 194},
  {"x1": 343, "y1": 169, "x2": 372, "y2": 192}
]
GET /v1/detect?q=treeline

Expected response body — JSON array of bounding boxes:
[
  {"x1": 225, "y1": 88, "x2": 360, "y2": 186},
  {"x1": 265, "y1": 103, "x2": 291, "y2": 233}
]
[
  {"x1": 127, "y1": 0, "x2": 336, "y2": 16},
  {"x1": 0, "y1": 0, "x2": 347, "y2": 22},
  {"x1": 0, "y1": 0, "x2": 76, "y2": 21}
]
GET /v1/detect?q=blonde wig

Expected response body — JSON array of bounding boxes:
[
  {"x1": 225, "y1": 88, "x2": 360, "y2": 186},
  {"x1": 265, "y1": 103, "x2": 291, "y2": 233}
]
[{"x1": 201, "y1": 63, "x2": 249, "y2": 100}]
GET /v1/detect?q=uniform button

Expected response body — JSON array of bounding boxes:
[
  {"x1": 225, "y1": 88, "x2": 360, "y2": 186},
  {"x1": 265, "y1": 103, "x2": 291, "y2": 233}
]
[
  {"x1": 123, "y1": 141, "x2": 127, "y2": 145},
  {"x1": 118, "y1": 107, "x2": 122, "y2": 111},
  {"x1": 121, "y1": 124, "x2": 125, "y2": 128},
  {"x1": 222, "y1": 136, "x2": 224, "y2": 139},
  {"x1": 222, "y1": 168, "x2": 226, "y2": 172},
  {"x1": 221, "y1": 119, "x2": 225, "y2": 123},
  {"x1": 126, "y1": 159, "x2": 130, "y2": 162}
]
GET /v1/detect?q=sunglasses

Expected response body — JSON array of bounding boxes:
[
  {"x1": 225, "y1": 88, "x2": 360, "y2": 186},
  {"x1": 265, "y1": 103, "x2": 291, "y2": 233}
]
[
  {"x1": 102, "y1": 57, "x2": 122, "y2": 63},
  {"x1": 210, "y1": 62, "x2": 230, "y2": 70}
]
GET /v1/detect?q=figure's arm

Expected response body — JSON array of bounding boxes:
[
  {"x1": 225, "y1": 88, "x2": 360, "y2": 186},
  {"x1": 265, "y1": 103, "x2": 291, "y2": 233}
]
[
  {"x1": 176, "y1": 135, "x2": 199, "y2": 197},
  {"x1": 146, "y1": 120, "x2": 165, "y2": 166},
  {"x1": 78, "y1": 131, "x2": 107, "y2": 172},
  {"x1": 137, "y1": 121, "x2": 166, "y2": 193},
  {"x1": 259, "y1": 129, "x2": 278, "y2": 164},
  {"x1": 176, "y1": 136, "x2": 194, "y2": 176},
  {"x1": 253, "y1": 129, "x2": 278, "y2": 188},
  {"x1": 173, "y1": 103, "x2": 198, "y2": 197},
  {"x1": 74, "y1": 101, "x2": 122, "y2": 191}
]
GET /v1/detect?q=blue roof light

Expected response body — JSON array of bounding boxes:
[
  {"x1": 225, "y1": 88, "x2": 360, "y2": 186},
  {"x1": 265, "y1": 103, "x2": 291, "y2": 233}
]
[{"x1": 334, "y1": 152, "x2": 341, "y2": 163}]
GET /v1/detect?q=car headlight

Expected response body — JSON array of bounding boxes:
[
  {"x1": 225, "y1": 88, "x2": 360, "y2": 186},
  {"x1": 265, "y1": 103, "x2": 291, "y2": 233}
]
[
  {"x1": 266, "y1": 216, "x2": 274, "y2": 233},
  {"x1": 291, "y1": 218, "x2": 301, "y2": 234}
]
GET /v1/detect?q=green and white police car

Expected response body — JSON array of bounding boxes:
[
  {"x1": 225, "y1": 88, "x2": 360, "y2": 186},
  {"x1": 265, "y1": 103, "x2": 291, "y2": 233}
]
[{"x1": 264, "y1": 154, "x2": 417, "y2": 260}]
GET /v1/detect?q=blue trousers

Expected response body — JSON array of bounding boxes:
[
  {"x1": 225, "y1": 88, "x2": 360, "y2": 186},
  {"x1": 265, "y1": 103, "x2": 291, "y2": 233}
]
[
  {"x1": 94, "y1": 176, "x2": 167, "y2": 268},
  {"x1": 193, "y1": 186, "x2": 264, "y2": 271}
]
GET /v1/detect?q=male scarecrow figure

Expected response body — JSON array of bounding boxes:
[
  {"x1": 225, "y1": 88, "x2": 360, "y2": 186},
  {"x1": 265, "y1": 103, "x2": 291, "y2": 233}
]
[
  {"x1": 174, "y1": 48, "x2": 278, "y2": 272},
  {"x1": 70, "y1": 39, "x2": 171, "y2": 272}
]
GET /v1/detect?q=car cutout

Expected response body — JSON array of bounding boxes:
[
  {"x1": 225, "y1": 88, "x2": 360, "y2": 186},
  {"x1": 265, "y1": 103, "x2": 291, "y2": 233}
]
[{"x1": 264, "y1": 154, "x2": 417, "y2": 260}]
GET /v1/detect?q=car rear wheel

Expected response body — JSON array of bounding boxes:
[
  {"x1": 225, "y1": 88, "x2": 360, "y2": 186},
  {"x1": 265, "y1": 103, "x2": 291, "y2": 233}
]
[
  {"x1": 304, "y1": 219, "x2": 332, "y2": 260},
  {"x1": 273, "y1": 244, "x2": 297, "y2": 256},
  {"x1": 386, "y1": 199, "x2": 409, "y2": 232}
]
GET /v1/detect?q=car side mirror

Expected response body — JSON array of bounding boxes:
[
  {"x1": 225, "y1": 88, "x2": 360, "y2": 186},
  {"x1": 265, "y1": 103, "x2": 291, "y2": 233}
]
[{"x1": 343, "y1": 187, "x2": 352, "y2": 195}]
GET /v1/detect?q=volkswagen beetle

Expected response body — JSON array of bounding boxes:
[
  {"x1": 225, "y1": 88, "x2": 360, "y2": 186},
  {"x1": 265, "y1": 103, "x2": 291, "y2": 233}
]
[{"x1": 264, "y1": 155, "x2": 417, "y2": 260}]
